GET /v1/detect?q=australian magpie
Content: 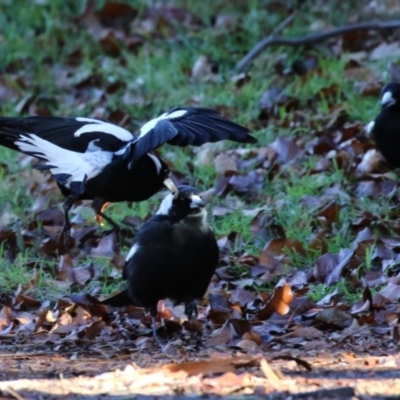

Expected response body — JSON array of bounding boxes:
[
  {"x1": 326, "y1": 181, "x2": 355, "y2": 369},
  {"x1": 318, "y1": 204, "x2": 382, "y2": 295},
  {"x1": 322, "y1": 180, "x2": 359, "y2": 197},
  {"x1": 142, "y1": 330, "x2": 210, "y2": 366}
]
[
  {"x1": 368, "y1": 83, "x2": 400, "y2": 168},
  {"x1": 0, "y1": 108, "x2": 256, "y2": 242},
  {"x1": 102, "y1": 185, "x2": 219, "y2": 340}
]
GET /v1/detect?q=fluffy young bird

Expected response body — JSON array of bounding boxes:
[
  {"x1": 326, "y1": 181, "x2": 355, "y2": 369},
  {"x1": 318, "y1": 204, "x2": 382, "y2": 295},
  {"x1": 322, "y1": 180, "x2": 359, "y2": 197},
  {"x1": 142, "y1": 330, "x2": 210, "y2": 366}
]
[
  {"x1": 0, "y1": 108, "x2": 256, "y2": 241},
  {"x1": 368, "y1": 83, "x2": 400, "y2": 168},
  {"x1": 103, "y1": 185, "x2": 219, "y2": 338}
]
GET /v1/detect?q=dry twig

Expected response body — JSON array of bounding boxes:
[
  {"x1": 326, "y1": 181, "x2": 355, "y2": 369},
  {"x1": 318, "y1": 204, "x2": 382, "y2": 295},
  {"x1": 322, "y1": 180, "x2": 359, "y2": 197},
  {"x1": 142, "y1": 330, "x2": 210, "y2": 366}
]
[{"x1": 235, "y1": 19, "x2": 400, "y2": 73}]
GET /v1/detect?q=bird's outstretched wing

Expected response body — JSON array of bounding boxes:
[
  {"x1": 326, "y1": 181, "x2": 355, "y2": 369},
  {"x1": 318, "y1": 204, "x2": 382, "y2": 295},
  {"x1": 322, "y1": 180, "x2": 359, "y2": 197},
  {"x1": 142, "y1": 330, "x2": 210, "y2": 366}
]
[
  {"x1": 0, "y1": 116, "x2": 134, "y2": 153},
  {"x1": 119, "y1": 107, "x2": 257, "y2": 168},
  {"x1": 0, "y1": 116, "x2": 135, "y2": 193}
]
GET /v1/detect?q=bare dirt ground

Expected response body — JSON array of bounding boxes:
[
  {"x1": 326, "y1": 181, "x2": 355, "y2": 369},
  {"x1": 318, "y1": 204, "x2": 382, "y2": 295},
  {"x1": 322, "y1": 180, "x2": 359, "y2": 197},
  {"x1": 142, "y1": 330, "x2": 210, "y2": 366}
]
[{"x1": 1, "y1": 343, "x2": 400, "y2": 399}]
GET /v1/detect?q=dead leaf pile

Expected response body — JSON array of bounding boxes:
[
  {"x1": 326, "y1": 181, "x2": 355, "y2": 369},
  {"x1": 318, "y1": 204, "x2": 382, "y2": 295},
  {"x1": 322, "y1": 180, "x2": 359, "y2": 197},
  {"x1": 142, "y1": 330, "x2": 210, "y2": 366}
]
[{"x1": 3, "y1": 1, "x2": 400, "y2": 397}]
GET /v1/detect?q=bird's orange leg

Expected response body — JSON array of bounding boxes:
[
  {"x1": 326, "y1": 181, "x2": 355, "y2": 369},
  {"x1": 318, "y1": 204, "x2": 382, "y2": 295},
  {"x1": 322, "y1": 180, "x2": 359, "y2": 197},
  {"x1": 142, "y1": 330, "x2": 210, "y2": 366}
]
[{"x1": 95, "y1": 202, "x2": 111, "y2": 226}]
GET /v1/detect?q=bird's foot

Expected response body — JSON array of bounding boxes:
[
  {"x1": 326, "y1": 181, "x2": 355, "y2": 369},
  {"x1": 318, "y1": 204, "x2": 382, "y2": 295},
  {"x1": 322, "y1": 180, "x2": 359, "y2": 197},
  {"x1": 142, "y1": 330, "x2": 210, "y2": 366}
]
[
  {"x1": 58, "y1": 225, "x2": 71, "y2": 242},
  {"x1": 60, "y1": 194, "x2": 78, "y2": 248},
  {"x1": 57, "y1": 224, "x2": 73, "y2": 248},
  {"x1": 153, "y1": 333, "x2": 165, "y2": 347},
  {"x1": 94, "y1": 203, "x2": 111, "y2": 226},
  {"x1": 151, "y1": 316, "x2": 165, "y2": 347},
  {"x1": 92, "y1": 199, "x2": 125, "y2": 251},
  {"x1": 184, "y1": 301, "x2": 198, "y2": 320},
  {"x1": 95, "y1": 214, "x2": 104, "y2": 226},
  {"x1": 100, "y1": 227, "x2": 126, "y2": 251}
]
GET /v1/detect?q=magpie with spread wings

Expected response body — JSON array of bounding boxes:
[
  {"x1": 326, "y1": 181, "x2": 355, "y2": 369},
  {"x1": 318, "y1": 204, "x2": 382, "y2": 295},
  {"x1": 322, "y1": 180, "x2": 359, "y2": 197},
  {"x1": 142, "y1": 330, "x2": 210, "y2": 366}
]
[{"x1": 0, "y1": 107, "x2": 256, "y2": 242}]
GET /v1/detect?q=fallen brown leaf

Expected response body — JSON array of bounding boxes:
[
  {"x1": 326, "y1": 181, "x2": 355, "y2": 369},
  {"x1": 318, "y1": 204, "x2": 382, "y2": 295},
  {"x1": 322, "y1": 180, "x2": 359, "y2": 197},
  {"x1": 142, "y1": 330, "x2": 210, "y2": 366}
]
[{"x1": 257, "y1": 281, "x2": 294, "y2": 320}]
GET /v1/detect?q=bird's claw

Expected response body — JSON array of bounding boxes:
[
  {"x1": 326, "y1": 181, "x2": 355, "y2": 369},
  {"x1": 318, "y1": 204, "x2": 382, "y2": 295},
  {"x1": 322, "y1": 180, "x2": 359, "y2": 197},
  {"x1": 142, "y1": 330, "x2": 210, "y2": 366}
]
[
  {"x1": 184, "y1": 301, "x2": 198, "y2": 320},
  {"x1": 100, "y1": 228, "x2": 125, "y2": 252},
  {"x1": 95, "y1": 214, "x2": 104, "y2": 226},
  {"x1": 57, "y1": 224, "x2": 72, "y2": 247}
]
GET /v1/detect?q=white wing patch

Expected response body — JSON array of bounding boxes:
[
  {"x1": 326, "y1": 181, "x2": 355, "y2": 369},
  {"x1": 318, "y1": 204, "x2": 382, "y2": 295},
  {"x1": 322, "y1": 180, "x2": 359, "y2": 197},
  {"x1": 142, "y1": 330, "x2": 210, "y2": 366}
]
[
  {"x1": 126, "y1": 243, "x2": 140, "y2": 261},
  {"x1": 167, "y1": 109, "x2": 188, "y2": 119},
  {"x1": 14, "y1": 133, "x2": 113, "y2": 188},
  {"x1": 75, "y1": 117, "x2": 104, "y2": 123},
  {"x1": 139, "y1": 109, "x2": 188, "y2": 138},
  {"x1": 365, "y1": 121, "x2": 375, "y2": 136},
  {"x1": 74, "y1": 118, "x2": 133, "y2": 142},
  {"x1": 114, "y1": 142, "x2": 132, "y2": 156}
]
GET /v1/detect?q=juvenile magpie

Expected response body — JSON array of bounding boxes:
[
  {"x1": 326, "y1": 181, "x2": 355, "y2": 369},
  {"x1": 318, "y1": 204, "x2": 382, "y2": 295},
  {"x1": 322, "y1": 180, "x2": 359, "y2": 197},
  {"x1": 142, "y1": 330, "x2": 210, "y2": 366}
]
[
  {"x1": 368, "y1": 83, "x2": 400, "y2": 168},
  {"x1": 0, "y1": 108, "x2": 256, "y2": 241},
  {"x1": 102, "y1": 185, "x2": 219, "y2": 339}
]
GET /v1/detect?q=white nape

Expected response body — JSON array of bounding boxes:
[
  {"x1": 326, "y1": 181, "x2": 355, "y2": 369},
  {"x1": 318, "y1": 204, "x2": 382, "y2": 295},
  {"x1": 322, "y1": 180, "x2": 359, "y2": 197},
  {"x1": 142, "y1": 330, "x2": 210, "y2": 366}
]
[
  {"x1": 189, "y1": 194, "x2": 203, "y2": 208},
  {"x1": 139, "y1": 109, "x2": 188, "y2": 138},
  {"x1": 74, "y1": 118, "x2": 133, "y2": 142},
  {"x1": 147, "y1": 153, "x2": 163, "y2": 174},
  {"x1": 14, "y1": 133, "x2": 113, "y2": 187},
  {"x1": 184, "y1": 207, "x2": 209, "y2": 232},
  {"x1": 156, "y1": 193, "x2": 174, "y2": 215},
  {"x1": 381, "y1": 91, "x2": 395, "y2": 107},
  {"x1": 126, "y1": 243, "x2": 140, "y2": 261}
]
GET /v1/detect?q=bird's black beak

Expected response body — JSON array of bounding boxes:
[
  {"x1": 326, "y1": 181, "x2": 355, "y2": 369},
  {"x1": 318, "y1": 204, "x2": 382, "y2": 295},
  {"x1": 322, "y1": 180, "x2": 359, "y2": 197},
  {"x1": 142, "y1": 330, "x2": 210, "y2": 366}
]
[{"x1": 163, "y1": 178, "x2": 179, "y2": 194}]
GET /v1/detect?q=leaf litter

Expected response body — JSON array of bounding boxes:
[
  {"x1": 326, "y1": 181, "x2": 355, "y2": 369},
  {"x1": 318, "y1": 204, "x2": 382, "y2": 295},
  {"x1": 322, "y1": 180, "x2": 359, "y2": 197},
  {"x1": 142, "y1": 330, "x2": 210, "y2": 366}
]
[{"x1": 2, "y1": 1, "x2": 400, "y2": 398}]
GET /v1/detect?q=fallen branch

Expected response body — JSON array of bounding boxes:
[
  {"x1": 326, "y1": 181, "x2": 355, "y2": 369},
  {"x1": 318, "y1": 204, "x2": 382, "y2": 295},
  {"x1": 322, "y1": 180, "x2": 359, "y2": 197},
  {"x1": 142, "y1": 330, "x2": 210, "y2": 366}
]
[
  {"x1": 235, "y1": 20, "x2": 400, "y2": 73},
  {"x1": 233, "y1": 12, "x2": 296, "y2": 75}
]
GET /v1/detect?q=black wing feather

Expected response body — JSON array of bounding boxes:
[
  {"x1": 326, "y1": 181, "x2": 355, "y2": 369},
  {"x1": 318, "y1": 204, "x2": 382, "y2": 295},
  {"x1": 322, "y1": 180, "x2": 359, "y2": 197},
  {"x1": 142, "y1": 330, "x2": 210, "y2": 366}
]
[
  {"x1": 125, "y1": 107, "x2": 256, "y2": 168},
  {"x1": 0, "y1": 117, "x2": 132, "y2": 154},
  {"x1": 126, "y1": 120, "x2": 179, "y2": 168}
]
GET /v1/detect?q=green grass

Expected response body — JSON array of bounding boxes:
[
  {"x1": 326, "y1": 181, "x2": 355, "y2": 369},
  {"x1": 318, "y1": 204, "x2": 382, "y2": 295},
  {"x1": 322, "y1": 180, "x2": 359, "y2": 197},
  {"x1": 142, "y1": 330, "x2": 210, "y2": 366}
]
[{"x1": 0, "y1": 0, "x2": 399, "y2": 307}]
